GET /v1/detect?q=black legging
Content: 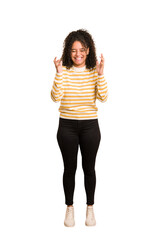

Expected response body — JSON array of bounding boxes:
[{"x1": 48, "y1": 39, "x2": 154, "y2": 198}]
[{"x1": 57, "y1": 117, "x2": 101, "y2": 205}]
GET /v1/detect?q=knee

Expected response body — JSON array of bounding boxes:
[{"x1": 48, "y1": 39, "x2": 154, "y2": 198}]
[
  {"x1": 64, "y1": 166, "x2": 77, "y2": 176},
  {"x1": 83, "y1": 168, "x2": 95, "y2": 176}
]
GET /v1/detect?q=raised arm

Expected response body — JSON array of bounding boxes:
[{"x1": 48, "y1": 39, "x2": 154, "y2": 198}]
[
  {"x1": 96, "y1": 54, "x2": 108, "y2": 102},
  {"x1": 50, "y1": 57, "x2": 64, "y2": 103}
]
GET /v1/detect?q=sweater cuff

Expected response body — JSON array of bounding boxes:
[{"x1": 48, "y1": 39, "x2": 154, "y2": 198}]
[
  {"x1": 56, "y1": 72, "x2": 63, "y2": 76},
  {"x1": 98, "y1": 74, "x2": 104, "y2": 78}
]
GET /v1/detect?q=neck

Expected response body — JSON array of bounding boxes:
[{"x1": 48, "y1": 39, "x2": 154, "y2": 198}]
[{"x1": 72, "y1": 65, "x2": 86, "y2": 72}]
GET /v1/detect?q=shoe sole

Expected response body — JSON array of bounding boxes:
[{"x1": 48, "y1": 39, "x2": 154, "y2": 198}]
[
  {"x1": 85, "y1": 221, "x2": 96, "y2": 226},
  {"x1": 64, "y1": 222, "x2": 75, "y2": 227}
]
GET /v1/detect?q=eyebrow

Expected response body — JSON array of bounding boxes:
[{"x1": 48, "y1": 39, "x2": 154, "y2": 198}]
[{"x1": 71, "y1": 47, "x2": 85, "y2": 50}]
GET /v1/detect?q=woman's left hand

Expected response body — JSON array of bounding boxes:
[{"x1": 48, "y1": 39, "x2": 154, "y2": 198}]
[{"x1": 96, "y1": 53, "x2": 105, "y2": 76}]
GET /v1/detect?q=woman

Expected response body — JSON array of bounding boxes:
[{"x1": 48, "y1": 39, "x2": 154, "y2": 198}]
[{"x1": 51, "y1": 29, "x2": 108, "y2": 227}]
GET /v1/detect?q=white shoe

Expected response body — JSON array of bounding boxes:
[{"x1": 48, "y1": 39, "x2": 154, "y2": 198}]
[
  {"x1": 85, "y1": 205, "x2": 96, "y2": 226},
  {"x1": 64, "y1": 206, "x2": 75, "y2": 227}
]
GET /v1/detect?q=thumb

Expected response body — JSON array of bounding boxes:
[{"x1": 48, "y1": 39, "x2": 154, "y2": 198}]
[{"x1": 96, "y1": 60, "x2": 99, "y2": 66}]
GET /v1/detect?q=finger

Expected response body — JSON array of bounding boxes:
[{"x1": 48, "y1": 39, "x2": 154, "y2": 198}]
[
  {"x1": 100, "y1": 57, "x2": 105, "y2": 65},
  {"x1": 100, "y1": 54, "x2": 105, "y2": 61},
  {"x1": 54, "y1": 58, "x2": 61, "y2": 67},
  {"x1": 53, "y1": 57, "x2": 57, "y2": 64},
  {"x1": 57, "y1": 59, "x2": 61, "y2": 65},
  {"x1": 100, "y1": 53, "x2": 104, "y2": 58},
  {"x1": 101, "y1": 54, "x2": 104, "y2": 59},
  {"x1": 99, "y1": 57, "x2": 103, "y2": 65},
  {"x1": 99, "y1": 59, "x2": 104, "y2": 65}
]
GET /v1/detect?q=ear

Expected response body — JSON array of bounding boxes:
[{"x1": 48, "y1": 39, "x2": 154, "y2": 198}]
[{"x1": 87, "y1": 48, "x2": 89, "y2": 55}]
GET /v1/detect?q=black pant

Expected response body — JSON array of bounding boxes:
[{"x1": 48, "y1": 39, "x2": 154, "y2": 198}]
[{"x1": 57, "y1": 117, "x2": 101, "y2": 205}]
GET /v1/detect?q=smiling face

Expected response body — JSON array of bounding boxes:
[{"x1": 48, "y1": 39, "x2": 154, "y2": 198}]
[{"x1": 71, "y1": 41, "x2": 89, "y2": 68}]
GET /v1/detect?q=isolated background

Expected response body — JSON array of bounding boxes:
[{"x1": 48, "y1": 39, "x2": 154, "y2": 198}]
[{"x1": 0, "y1": 0, "x2": 160, "y2": 239}]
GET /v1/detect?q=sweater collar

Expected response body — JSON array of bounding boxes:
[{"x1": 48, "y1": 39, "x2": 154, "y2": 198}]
[{"x1": 72, "y1": 65, "x2": 86, "y2": 72}]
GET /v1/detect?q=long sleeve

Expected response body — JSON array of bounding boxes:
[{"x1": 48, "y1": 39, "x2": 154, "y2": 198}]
[
  {"x1": 51, "y1": 72, "x2": 64, "y2": 103},
  {"x1": 96, "y1": 74, "x2": 108, "y2": 103}
]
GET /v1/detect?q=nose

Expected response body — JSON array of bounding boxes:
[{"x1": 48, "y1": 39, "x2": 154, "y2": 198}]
[{"x1": 75, "y1": 50, "x2": 81, "y2": 56}]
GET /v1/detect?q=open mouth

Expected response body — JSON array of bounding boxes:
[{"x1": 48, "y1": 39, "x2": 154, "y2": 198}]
[{"x1": 75, "y1": 57, "x2": 83, "y2": 61}]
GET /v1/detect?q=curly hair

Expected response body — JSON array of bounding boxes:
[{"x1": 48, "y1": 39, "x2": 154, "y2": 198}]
[{"x1": 61, "y1": 29, "x2": 97, "y2": 70}]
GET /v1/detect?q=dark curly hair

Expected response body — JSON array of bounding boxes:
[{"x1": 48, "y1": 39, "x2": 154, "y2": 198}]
[{"x1": 61, "y1": 29, "x2": 97, "y2": 70}]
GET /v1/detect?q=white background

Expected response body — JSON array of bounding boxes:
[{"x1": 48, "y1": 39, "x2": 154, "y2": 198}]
[{"x1": 0, "y1": 0, "x2": 160, "y2": 239}]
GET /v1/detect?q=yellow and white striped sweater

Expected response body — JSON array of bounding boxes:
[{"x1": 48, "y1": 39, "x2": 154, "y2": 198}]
[{"x1": 51, "y1": 65, "x2": 108, "y2": 120}]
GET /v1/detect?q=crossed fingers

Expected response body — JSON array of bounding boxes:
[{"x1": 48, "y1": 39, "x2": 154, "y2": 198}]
[{"x1": 53, "y1": 57, "x2": 62, "y2": 67}]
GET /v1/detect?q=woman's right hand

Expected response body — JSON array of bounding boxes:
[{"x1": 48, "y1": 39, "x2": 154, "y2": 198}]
[{"x1": 53, "y1": 57, "x2": 62, "y2": 73}]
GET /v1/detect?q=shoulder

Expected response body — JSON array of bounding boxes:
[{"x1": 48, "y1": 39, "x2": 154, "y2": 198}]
[
  {"x1": 62, "y1": 66, "x2": 73, "y2": 74},
  {"x1": 62, "y1": 66, "x2": 67, "y2": 72},
  {"x1": 87, "y1": 66, "x2": 98, "y2": 76}
]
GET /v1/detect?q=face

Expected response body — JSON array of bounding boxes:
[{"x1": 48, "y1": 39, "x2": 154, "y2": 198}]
[{"x1": 71, "y1": 41, "x2": 89, "y2": 68}]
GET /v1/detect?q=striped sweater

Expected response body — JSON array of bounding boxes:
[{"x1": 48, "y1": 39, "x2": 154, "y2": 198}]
[{"x1": 51, "y1": 65, "x2": 108, "y2": 120}]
